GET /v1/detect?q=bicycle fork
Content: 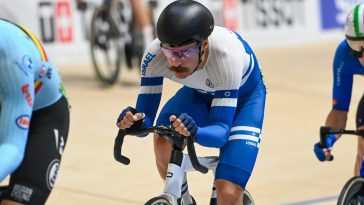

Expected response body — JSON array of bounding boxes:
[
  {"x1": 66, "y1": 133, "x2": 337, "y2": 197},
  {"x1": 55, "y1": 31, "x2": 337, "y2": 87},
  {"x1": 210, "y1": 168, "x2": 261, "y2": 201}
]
[
  {"x1": 163, "y1": 148, "x2": 219, "y2": 205},
  {"x1": 162, "y1": 149, "x2": 190, "y2": 204},
  {"x1": 208, "y1": 160, "x2": 218, "y2": 205}
]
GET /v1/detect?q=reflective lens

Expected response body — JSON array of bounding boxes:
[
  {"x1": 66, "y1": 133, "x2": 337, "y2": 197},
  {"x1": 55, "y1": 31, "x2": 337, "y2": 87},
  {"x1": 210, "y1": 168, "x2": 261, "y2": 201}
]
[
  {"x1": 160, "y1": 43, "x2": 200, "y2": 60},
  {"x1": 346, "y1": 39, "x2": 364, "y2": 57}
]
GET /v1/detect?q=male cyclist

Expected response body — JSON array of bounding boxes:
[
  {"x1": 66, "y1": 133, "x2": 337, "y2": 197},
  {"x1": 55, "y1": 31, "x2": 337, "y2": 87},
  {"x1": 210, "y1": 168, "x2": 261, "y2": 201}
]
[
  {"x1": 314, "y1": 4, "x2": 364, "y2": 176},
  {"x1": 0, "y1": 19, "x2": 70, "y2": 205},
  {"x1": 116, "y1": 0, "x2": 266, "y2": 204}
]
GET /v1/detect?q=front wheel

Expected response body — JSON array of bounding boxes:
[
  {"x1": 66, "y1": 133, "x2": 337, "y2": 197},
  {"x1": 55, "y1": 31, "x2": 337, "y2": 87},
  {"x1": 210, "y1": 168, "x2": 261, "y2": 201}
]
[
  {"x1": 337, "y1": 176, "x2": 364, "y2": 205},
  {"x1": 145, "y1": 196, "x2": 173, "y2": 205}
]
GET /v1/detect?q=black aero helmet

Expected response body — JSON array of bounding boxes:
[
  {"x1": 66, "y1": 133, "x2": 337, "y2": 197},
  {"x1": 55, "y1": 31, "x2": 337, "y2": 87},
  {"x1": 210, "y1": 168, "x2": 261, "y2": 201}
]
[{"x1": 157, "y1": 0, "x2": 214, "y2": 47}]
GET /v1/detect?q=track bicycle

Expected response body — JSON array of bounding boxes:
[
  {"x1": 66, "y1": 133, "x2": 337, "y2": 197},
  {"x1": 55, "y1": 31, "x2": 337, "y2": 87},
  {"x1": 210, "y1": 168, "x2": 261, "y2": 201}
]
[
  {"x1": 320, "y1": 126, "x2": 364, "y2": 205},
  {"x1": 89, "y1": 0, "x2": 156, "y2": 86},
  {"x1": 114, "y1": 126, "x2": 255, "y2": 205}
]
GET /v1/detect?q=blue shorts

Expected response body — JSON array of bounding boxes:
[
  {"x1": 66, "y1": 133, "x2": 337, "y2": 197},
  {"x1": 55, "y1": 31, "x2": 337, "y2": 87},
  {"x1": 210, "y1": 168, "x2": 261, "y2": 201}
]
[{"x1": 156, "y1": 83, "x2": 266, "y2": 188}]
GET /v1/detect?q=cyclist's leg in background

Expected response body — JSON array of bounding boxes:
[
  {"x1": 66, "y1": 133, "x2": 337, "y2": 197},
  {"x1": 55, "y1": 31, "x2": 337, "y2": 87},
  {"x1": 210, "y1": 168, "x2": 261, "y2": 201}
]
[
  {"x1": 1, "y1": 97, "x2": 69, "y2": 205},
  {"x1": 154, "y1": 86, "x2": 210, "y2": 179},
  {"x1": 356, "y1": 93, "x2": 364, "y2": 176},
  {"x1": 215, "y1": 82, "x2": 266, "y2": 205},
  {"x1": 130, "y1": 0, "x2": 154, "y2": 47}
]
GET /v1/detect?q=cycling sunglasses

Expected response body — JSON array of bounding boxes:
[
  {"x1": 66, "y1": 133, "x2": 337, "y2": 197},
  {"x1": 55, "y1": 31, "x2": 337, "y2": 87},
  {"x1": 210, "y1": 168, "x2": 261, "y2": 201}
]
[
  {"x1": 160, "y1": 42, "x2": 201, "y2": 60},
  {"x1": 346, "y1": 39, "x2": 364, "y2": 58}
]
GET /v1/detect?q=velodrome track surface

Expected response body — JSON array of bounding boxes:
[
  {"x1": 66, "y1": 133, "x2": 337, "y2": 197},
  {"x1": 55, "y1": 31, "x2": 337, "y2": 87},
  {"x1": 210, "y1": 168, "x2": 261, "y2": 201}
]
[{"x1": 5, "y1": 41, "x2": 364, "y2": 204}]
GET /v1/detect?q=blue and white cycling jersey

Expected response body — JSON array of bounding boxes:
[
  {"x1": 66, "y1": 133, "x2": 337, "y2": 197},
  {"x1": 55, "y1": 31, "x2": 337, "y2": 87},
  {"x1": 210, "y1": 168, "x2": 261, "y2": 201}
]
[
  {"x1": 136, "y1": 26, "x2": 265, "y2": 146},
  {"x1": 136, "y1": 26, "x2": 265, "y2": 188},
  {"x1": 332, "y1": 40, "x2": 364, "y2": 111},
  {"x1": 0, "y1": 20, "x2": 66, "y2": 181}
]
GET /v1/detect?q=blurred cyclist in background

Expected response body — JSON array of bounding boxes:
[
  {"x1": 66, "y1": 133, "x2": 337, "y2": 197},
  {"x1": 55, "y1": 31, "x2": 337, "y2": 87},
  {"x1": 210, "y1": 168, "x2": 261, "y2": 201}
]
[
  {"x1": 130, "y1": 0, "x2": 154, "y2": 46},
  {"x1": 0, "y1": 19, "x2": 70, "y2": 205},
  {"x1": 314, "y1": 4, "x2": 364, "y2": 176},
  {"x1": 76, "y1": 0, "x2": 154, "y2": 47},
  {"x1": 116, "y1": 0, "x2": 266, "y2": 204}
]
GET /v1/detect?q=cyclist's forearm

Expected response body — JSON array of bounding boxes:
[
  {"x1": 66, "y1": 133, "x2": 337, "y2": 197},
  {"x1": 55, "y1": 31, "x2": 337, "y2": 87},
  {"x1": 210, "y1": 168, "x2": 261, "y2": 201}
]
[
  {"x1": 136, "y1": 77, "x2": 163, "y2": 124},
  {"x1": 325, "y1": 109, "x2": 348, "y2": 140},
  {"x1": 195, "y1": 123, "x2": 229, "y2": 148},
  {"x1": 136, "y1": 95, "x2": 161, "y2": 124}
]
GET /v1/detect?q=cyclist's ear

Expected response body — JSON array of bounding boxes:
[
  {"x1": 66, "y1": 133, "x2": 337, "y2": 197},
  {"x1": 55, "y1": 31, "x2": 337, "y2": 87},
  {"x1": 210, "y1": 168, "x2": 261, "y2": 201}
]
[{"x1": 202, "y1": 39, "x2": 208, "y2": 48}]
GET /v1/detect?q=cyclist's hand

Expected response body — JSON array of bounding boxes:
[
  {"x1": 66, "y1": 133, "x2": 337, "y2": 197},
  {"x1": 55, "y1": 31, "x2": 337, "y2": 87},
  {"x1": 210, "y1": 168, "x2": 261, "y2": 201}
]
[
  {"x1": 314, "y1": 134, "x2": 336, "y2": 161},
  {"x1": 170, "y1": 113, "x2": 197, "y2": 137},
  {"x1": 116, "y1": 106, "x2": 144, "y2": 131}
]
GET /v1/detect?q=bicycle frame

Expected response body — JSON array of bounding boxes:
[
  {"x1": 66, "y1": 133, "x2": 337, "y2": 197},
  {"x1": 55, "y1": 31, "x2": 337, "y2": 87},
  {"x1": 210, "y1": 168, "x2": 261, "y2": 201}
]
[
  {"x1": 109, "y1": 0, "x2": 133, "y2": 43},
  {"x1": 114, "y1": 126, "x2": 209, "y2": 204},
  {"x1": 163, "y1": 151, "x2": 219, "y2": 204},
  {"x1": 114, "y1": 126, "x2": 254, "y2": 205}
]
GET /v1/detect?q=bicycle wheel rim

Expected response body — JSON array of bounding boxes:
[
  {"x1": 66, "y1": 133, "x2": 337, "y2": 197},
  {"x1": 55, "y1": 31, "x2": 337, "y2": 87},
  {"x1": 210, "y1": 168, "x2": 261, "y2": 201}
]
[
  {"x1": 90, "y1": 8, "x2": 122, "y2": 86},
  {"x1": 145, "y1": 196, "x2": 173, "y2": 205},
  {"x1": 337, "y1": 176, "x2": 364, "y2": 205}
]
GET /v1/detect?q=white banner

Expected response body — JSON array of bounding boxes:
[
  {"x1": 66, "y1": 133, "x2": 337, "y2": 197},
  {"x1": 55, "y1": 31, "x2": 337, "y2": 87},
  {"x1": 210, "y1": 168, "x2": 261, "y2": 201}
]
[{"x1": 0, "y1": 0, "x2": 346, "y2": 65}]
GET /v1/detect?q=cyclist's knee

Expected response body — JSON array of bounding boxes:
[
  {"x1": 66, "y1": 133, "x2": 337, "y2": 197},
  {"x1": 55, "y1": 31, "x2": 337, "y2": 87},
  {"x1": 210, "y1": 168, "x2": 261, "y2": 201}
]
[
  {"x1": 215, "y1": 179, "x2": 243, "y2": 205},
  {"x1": 154, "y1": 133, "x2": 168, "y2": 144},
  {"x1": 154, "y1": 134, "x2": 170, "y2": 152},
  {"x1": 153, "y1": 134, "x2": 171, "y2": 156}
]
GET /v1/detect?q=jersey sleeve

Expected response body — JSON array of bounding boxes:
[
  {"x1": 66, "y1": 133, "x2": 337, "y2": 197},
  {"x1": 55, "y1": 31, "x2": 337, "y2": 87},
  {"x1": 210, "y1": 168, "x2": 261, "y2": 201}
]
[
  {"x1": 135, "y1": 43, "x2": 166, "y2": 127},
  {"x1": 332, "y1": 40, "x2": 355, "y2": 111},
  {"x1": 0, "y1": 61, "x2": 34, "y2": 182},
  {"x1": 195, "y1": 50, "x2": 244, "y2": 147},
  {"x1": 194, "y1": 87, "x2": 239, "y2": 147},
  {"x1": 136, "y1": 76, "x2": 164, "y2": 127}
]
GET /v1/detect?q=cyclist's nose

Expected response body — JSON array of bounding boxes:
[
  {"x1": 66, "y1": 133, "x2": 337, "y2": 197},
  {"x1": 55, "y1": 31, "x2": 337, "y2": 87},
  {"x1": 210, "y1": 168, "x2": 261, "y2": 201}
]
[{"x1": 169, "y1": 57, "x2": 182, "y2": 67}]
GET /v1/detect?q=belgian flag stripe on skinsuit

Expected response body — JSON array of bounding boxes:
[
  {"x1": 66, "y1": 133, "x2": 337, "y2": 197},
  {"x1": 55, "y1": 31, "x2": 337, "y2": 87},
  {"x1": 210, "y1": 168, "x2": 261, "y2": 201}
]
[
  {"x1": 16, "y1": 24, "x2": 46, "y2": 93},
  {"x1": 17, "y1": 25, "x2": 48, "y2": 62},
  {"x1": 0, "y1": 18, "x2": 49, "y2": 62}
]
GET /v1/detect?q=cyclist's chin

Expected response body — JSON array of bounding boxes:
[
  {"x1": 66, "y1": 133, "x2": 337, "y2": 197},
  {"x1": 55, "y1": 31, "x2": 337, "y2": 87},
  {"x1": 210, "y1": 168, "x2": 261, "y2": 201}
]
[{"x1": 172, "y1": 70, "x2": 189, "y2": 79}]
